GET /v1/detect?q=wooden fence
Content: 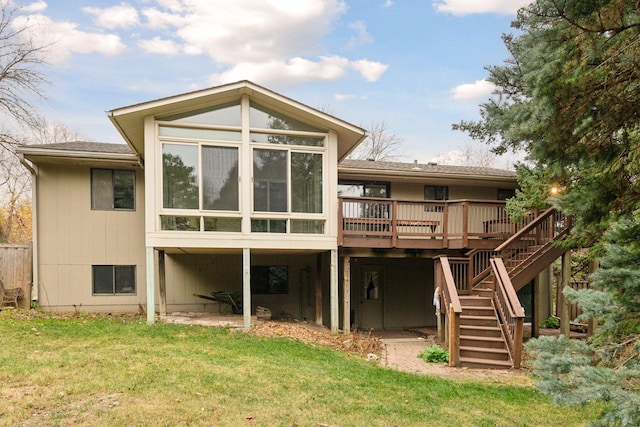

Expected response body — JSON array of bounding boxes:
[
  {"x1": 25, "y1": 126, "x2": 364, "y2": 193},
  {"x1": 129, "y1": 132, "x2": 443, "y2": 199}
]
[{"x1": 0, "y1": 244, "x2": 32, "y2": 309}]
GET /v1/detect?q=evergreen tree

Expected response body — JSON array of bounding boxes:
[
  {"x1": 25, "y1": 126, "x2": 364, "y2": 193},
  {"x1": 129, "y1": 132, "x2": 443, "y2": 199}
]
[{"x1": 457, "y1": 1, "x2": 640, "y2": 423}]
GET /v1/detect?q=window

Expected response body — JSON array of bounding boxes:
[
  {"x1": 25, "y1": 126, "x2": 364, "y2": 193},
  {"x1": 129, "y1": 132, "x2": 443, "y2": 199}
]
[
  {"x1": 92, "y1": 265, "x2": 136, "y2": 295},
  {"x1": 253, "y1": 149, "x2": 288, "y2": 212},
  {"x1": 251, "y1": 266, "x2": 288, "y2": 294},
  {"x1": 424, "y1": 185, "x2": 449, "y2": 200},
  {"x1": 338, "y1": 180, "x2": 390, "y2": 198},
  {"x1": 497, "y1": 188, "x2": 516, "y2": 200},
  {"x1": 162, "y1": 143, "x2": 240, "y2": 212},
  {"x1": 91, "y1": 169, "x2": 135, "y2": 210}
]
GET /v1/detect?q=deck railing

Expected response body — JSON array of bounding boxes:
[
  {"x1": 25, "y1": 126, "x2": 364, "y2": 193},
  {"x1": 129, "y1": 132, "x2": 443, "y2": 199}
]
[
  {"x1": 491, "y1": 257, "x2": 525, "y2": 369},
  {"x1": 434, "y1": 256, "x2": 462, "y2": 367},
  {"x1": 338, "y1": 197, "x2": 533, "y2": 249}
]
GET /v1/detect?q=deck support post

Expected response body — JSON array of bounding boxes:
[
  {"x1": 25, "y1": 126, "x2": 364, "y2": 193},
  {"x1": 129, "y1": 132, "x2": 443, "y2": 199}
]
[
  {"x1": 533, "y1": 266, "x2": 552, "y2": 338},
  {"x1": 559, "y1": 251, "x2": 572, "y2": 337},
  {"x1": 315, "y1": 253, "x2": 323, "y2": 326},
  {"x1": 145, "y1": 246, "x2": 155, "y2": 324},
  {"x1": 243, "y1": 248, "x2": 251, "y2": 329},
  {"x1": 448, "y1": 303, "x2": 460, "y2": 367},
  {"x1": 158, "y1": 250, "x2": 167, "y2": 317},
  {"x1": 330, "y1": 249, "x2": 339, "y2": 334},
  {"x1": 343, "y1": 255, "x2": 351, "y2": 334}
]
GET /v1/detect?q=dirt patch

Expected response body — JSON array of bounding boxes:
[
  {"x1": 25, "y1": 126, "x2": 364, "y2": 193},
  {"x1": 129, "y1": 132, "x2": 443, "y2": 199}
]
[
  {"x1": 248, "y1": 321, "x2": 383, "y2": 357},
  {"x1": 247, "y1": 320, "x2": 534, "y2": 386}
]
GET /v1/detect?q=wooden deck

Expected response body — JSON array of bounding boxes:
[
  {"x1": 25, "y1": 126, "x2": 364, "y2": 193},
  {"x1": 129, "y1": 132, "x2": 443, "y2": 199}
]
[{"x1": 338, "y1": 197, "x2": 532, "y2": 250}]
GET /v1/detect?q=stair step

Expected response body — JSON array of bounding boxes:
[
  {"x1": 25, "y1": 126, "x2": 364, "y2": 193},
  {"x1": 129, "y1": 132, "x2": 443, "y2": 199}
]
[
  {"x1": 460, "y1": 356, "x2": 513, "y2": 369},
  {"x1": 473, "y1": 288, "x2": 494, "y2": 298},
  {"x1": 460, "y1": 325, "x2": 502, "y2": 337},
  {"x1": 461, "y1": 307, "x2": 495, "y2": 316},
  {"x1": 458, "y1": 296, "x2": 492, "y2": 307},
  {"x1": 460, "y1": 315, "x2": 499, "y2": 327},
  {"x1": 460, "y1": 335, "x2": 506, "y2": 348},
  {"x1": 460, "y1": 345, "x2": 509, "y2": 357}
]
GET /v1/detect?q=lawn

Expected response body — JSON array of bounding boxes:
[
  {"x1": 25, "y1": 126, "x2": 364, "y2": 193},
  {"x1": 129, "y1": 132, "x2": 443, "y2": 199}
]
[{"x1": 0, "y1": 311, "x2": 600, "y2": 426}]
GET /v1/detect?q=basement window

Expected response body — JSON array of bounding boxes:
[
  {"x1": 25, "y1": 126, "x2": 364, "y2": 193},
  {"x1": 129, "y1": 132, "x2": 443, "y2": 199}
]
[
  {"x1": 251, "y1": 266, "x2": 288, "y2": 294},
  {"x1": 92, "y1": 265, "x2": 136, "y2": 295}
]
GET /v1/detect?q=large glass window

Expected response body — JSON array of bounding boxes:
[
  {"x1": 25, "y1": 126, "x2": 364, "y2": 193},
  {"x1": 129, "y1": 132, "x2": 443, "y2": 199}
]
[
  {"x1": 250, "y1": 103, "x2": 324, "y2": 133},
  {"x1": 203, "y1": 146, "x2": 238, "y2": 211},
  {"x1": 163, "y1": 144, "x2": 199, "y2": 209},
  {"x1": 158, "y1": 102, "x2": 241, "y2": 126},
  {"x1": 291, "y1": 152, "x2": 322, "y2": 213},
  {"x1": 91, "y1": 169, "x2": 135, "y2": 210},
  {"x1": 93, "y1": 265, "x2": 136, "y2": 295},
  {"x1": 253, "y1": 149, "x2": 287, "y2": 212}
]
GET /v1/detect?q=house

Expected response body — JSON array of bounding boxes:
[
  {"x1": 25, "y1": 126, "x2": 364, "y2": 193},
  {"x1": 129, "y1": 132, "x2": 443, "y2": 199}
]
[{"x1": 18, "y1": 81, "x2": 570, "y2": 368}]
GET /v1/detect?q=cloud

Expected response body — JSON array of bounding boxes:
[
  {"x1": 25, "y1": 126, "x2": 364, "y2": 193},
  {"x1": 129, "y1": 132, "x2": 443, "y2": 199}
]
[
  {"x1": 451, "y1": 79, "x2": 495, "y2": 100},
  {"x1": 381, "y1": 0, "x2": 394, "y2": 7},
  {"x1": 335, "y1": 94, "x2": 367, "y2": 101},
  {"x1": 83, "y1": 4, "x2": 140, "y2": 29},
  {"x1": 16, "y1": 0, "x2": 388, "y2": 85},
  {"x1": 351, "y1": 60, "x2": 388, "y2": 82},
  {"x1": 13, "y1": 14, "x2": 126, "y2": 64},
  {"x1": 433, "y1": 0, "x2": 531, "y2": 16},
  {"x1": 138, "y1": 36, "x2": 180, "y2": 55},
  {"x1": 22, "y1": 1, "x2": 47, "y2": 13},
  {"x1": 345, "y1": 21, "x2": 373, "y2": 49},
  {"x1": 141, "y1": 0, "x2": 348, "y2": 64},
  {"x1": 209, "y1": 56, "x2": 387, "y2": 87}
]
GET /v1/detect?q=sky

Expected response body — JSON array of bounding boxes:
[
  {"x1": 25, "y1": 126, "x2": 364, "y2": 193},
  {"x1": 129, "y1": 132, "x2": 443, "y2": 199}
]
[{"x1": 14, "y1": 0, "x2": 532, "y2": 165}]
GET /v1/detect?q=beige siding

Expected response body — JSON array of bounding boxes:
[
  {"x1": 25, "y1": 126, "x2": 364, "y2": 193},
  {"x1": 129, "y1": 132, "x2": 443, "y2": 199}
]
[
  {"x1": 391, "y1": 182, "x2": 510, "y2": 202},
  {"x1": 37, "y1": 164, "x2": 146, "y2": 311}
]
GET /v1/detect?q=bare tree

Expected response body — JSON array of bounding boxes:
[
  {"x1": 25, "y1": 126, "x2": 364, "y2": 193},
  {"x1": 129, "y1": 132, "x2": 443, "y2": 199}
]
[
  {"x1": 0, "y1": 1, "x2": 48, "y2": 152},
  {"x1": 348, "y1": 120, "x2": 403, "y2": 162}
]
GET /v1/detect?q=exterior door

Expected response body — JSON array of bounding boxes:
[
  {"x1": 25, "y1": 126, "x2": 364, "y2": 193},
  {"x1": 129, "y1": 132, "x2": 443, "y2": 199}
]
[{"x1": 360, "y1": 266, "x2": 383, "y2": 329}]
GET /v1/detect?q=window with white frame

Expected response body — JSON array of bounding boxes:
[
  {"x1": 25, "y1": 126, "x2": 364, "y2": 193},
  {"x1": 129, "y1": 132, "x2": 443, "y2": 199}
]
[{"x1": 157, "y1": 99, "x2": 327, "y2": 234}]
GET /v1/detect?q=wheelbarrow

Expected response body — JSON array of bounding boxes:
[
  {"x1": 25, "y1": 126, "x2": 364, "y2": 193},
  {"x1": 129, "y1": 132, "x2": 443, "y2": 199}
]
[{"x1": 194, "y1": 291, "x2": 242, "y2": 314}]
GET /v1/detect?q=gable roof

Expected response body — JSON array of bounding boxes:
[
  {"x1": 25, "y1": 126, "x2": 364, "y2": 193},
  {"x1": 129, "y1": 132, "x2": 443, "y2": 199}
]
[
  {"x1": 108, "y1": 80, "x2": 366, "y2": 161},
  {"x1": 339, "y1": 159, "x2": 517, "y2": 184},
  {"x1": 17, "y1": 142, "x2": 139, "y2": 167}
]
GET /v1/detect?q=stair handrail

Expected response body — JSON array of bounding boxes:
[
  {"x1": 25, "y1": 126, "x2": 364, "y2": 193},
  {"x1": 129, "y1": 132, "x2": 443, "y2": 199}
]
[
  {"x1": 436, "y1": 256, "x2": 462, "y2": 366},
  {"x1": 495, "y1": 207, "x2": 557, "y2": 253},
  {"x1": 490, "y1": 257, "x2": 525, "y2": 369}
]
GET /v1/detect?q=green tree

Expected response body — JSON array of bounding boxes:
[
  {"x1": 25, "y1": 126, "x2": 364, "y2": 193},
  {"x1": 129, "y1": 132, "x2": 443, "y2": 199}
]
[{"x1": 456, "y1": 1, "x2": 640, "y2": 424}]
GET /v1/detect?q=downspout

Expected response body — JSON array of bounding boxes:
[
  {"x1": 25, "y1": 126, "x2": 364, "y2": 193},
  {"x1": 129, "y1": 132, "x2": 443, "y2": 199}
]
[{"x1": 18, "y1": 154, "x2": 38, "y2": 302}]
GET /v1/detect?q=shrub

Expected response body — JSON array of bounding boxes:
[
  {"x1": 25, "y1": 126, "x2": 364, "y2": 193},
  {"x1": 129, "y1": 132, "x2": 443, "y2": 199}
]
[
  {"x1": 540, "y1": 316, "x2": 560, "y2": 329},
  {"x1": 419, "y1": 344, "x2": 449, "y2": 363}
]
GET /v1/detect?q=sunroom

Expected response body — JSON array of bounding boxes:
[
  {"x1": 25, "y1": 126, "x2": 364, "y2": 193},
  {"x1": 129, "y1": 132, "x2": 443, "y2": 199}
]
[{"x1": 108, "y1": 81, "x2": 366, "y2": 330}]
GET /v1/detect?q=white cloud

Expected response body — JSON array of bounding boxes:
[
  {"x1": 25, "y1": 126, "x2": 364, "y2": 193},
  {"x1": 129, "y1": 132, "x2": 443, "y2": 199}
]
[
  {"x1": 13, "y1": 14, "x2": 126, "y2": 65},
  {"x1": 335, "y1": 93, "x2": 367, "y2": 101},
  {"x1": 346, "y1": 21, "x2": 373, "y2": 49},
  {"x1": 451, "y1": 79, "x2": 495, "y2": 100},
  {"x1": 141, "y1": 0, "x2": 348, "y2": 64},
  {"x1": 138, "y1": 36, "x2": 180, "y2": 55},
  {"x1": 209, "y1": 56, "x2": 351, "y2": 86},
  {"x1": 381, "y1": 0, "x2": 393, "y2": 7},
  {"x1": 22, "y1": 1, "x2": 47, "y2": 13},
  {"x1": 84, "y1": 3, "x2": 140, "y2": 29},
  {"x1": 351, "y1": 60, "x2": 388, "y2": 82},
  {"x1": 433, "y1": 0, "x2": 531, "y2": 16}
]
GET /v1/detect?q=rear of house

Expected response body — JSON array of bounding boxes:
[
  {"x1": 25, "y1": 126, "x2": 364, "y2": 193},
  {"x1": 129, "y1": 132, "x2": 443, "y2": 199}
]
[{"x1": 20, "y1": 81, "x2": 545, "y2": 341}]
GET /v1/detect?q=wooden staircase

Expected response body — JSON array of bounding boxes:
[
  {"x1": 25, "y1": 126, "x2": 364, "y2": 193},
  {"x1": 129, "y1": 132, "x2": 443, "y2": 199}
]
[
  {"x1": 436, "y1": 208, "x2": 572, "y2": 369},
  {"x1": 459, "y1": 295, "x2": 512, "y2": 369}
]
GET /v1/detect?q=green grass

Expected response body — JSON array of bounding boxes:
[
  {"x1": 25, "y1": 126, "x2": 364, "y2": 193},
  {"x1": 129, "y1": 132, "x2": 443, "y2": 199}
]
[{"x1": 0, "y1": 311, "x2": 600, "y2": 426}]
